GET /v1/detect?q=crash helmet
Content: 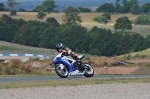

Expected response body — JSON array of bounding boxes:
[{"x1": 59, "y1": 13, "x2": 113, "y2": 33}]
[{"x1": 56, "y1": 43, "x2": 64, "y2": 52}]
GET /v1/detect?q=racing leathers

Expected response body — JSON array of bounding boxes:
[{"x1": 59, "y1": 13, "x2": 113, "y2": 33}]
[{"x1": 61, "y1": 47, "x2": 79, "y2": 60}]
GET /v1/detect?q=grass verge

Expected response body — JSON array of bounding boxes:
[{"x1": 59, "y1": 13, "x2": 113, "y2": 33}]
[
  {"x1": 0, "y1": 45, "x2": 51, "y2": 55},
  {"x1": 0, "y1": 78, "x2": 150, "y2": 89}
]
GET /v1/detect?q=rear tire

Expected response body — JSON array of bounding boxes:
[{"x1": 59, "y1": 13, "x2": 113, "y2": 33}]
[
  {"x1": 84, "y1": 63, "x2": 94, "y2": 77},
  {"x1": 55, "y1": 64, "x2": 69, "y2": 78}
]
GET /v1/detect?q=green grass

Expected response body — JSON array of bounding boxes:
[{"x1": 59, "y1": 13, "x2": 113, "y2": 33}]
[
  {"x1": 0, "y1": 78, "x2": 150, "y2": 89},
  {"x1": 119, "y1": 48, "x2": 150, "y2": 60},
  {"x1": 0, "y1": 45, "x2": 18, "y2": 50},
  {"x1": 123, "y1": 48, "x2": 150, "y2": 57},
  {"x1": 0, "y1": 41, "x2": 55, "y2": 56},
  {"x1": 0, "y1": 45, "x2": 47, "y2": 54}
]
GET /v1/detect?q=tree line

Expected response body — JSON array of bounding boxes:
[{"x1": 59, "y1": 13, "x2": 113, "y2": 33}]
[
  {"x1": 1, "y1": 14, "x2": 150, "y2": 56},
  {"x1": 95, "y1": 0, "x2": 150, "y2": 14}
]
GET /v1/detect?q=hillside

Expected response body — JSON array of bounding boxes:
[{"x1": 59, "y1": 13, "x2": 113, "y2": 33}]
[{"x1": 0, "y1": 41, "x2": 55, "y2": 55}]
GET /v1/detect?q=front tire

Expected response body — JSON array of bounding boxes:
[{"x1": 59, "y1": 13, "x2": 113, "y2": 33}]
[
  {"x1": 55, "y1": 64, "x2": 69, "y2": 78},
  {"x1": 84, "y1": 63, "x2": 94, "y2": 77}
]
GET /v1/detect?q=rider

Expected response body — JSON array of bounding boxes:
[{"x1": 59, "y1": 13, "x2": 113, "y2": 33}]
[
  {"x1": 55, "y1": 43, "x2": 81, "y2": 75},
  {"x1": 56, "y1": 43, "x2": 79, "y2": 60}
]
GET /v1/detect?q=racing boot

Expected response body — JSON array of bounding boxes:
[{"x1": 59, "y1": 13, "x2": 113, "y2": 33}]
[
  {"x1": 70, "y1": 70, "x2": 80, "y2": 75},
  {"x1": 70, "y1": 70, "x2": 84, "y2": 75}
]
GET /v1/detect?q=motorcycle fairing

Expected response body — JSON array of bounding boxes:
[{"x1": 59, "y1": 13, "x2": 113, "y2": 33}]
[{"x1": 53, "y1": 54, "x2": 76, "y2": 72}]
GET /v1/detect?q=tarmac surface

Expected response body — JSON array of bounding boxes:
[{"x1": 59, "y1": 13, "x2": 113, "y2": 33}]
[{"x1": 0, "y1": 75, "x2": 150, "y2": 83}]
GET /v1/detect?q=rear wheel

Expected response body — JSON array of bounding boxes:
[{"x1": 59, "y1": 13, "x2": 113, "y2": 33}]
[
  {"x1": 55, "y1": 64, "x2": 69, "y2": 78},
  {"x1": 84, "y1": 63, "x2": 94, "y2": 77}
]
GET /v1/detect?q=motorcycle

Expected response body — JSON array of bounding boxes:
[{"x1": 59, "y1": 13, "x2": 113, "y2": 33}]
[{"x1": 53, "y1": 53, "x2": 94, "y2": 78}]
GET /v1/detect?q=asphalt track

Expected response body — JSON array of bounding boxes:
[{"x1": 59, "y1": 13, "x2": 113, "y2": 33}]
[{"x1": 0, "y1": 75, "x2": 150, "y2": 83}]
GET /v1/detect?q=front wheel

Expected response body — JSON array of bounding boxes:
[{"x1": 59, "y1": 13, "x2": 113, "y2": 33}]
[
  {"x1": 55, "y1": 64, "x2": 69, "y2": 78},
  {"x1": 84, "y1": 63, "x2": 94, "y2": 77}
]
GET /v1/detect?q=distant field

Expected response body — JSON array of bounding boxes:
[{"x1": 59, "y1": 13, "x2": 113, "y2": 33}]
[
  {"x1": 0, "y1": 12, "x2": 139, "y2": 23},
  {"x1": 0, "y1": 12, "x2": 150, "y2": 36}
]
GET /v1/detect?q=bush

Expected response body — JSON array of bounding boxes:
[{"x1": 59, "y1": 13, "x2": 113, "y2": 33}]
[
  {"x1": 9, "y1": 59, "x2": 21, "y2": 68},
  {"x1": 21, "y1": 65, "x2": 32, "y2": 73},
  {"x1": 10, "y1": 10, "x2": 17, "y2": 16},
  {"x1": 134, "y1": 53, "x2": 140, "y2": 58},
  {"x1": 37, "y1": 11, "x2": 46, "y2": 20},
  {"x1": 4, "y1": 67, "x2": 18, "y2": 75},
  {"x1": 134, "y1": 54, "x2": 146, "y2": 58},
  {"x1": 0, "y1": 66, "x2": 2, "y2": 75},
  {"x1": 102, "y1": 13, "x2": 111, "y2": 20},
  {"x1": 124, "y1": 54, "x2": 132, "y2": 60},
  {"x1": 93, "y1": 16, "x2": 108, "y2": 24},
  {"x1": 140, "y1": 54, "x2": 146, "y2": 58}
]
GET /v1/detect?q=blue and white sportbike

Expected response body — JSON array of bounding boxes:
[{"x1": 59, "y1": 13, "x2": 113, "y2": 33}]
[{"x1": 53, "y1": 53, "x2": 94, "y2": 78}]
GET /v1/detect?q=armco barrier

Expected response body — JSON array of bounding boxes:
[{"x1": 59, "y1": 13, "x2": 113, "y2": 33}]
[{"x1": 0, "y1": 54, "x2": 49, "y2": 59}]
